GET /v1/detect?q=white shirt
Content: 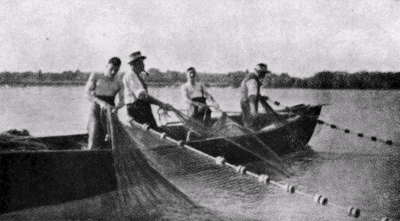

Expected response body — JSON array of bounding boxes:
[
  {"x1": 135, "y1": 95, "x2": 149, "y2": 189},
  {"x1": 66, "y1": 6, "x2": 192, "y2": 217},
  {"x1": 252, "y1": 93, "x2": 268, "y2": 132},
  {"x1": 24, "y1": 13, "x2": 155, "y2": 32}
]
[
  {"x1": 245, "y1": 79, "x2": 258, "y2": 97},
  {"x1": 122, "y1": 71, "x2": 146, "y2": 104}
]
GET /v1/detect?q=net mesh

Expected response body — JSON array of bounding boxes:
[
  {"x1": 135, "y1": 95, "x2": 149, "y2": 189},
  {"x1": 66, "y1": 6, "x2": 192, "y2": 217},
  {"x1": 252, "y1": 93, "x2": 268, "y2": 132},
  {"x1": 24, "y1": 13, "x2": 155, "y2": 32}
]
[
  {"x1": 0, "y1": 130, "x2": 47, "y2": 151},
  {"x1": 168, "y1": 108, "x2": 292, "y2": 177},
  {"x1": 108, "y1": 110, "x2": 226, "y2": 220},
  {"x1": 122, "y1": 115, "x2": 280, "y2": 220}
]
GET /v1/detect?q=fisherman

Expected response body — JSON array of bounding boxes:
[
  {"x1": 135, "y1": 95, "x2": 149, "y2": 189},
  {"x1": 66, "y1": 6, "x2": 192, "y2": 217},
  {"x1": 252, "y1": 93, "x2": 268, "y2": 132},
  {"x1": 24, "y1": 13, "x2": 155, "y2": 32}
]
[
  {"x1": 181, "y1": 67, "x2": 219, "y2": 126},
  {"x1": 240, "y1": 63, "x2": 279, "y2": 130},
  {"x1": 84, "y1": 57, "x2": 124, "y2": 150},
  {"x1": 123, "y1": 51, "x2": 172, "y2": 129}
]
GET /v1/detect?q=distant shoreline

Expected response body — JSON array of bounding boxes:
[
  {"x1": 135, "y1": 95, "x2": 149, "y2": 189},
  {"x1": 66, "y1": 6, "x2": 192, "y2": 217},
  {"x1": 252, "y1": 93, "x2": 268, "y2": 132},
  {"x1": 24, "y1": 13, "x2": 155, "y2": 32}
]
[
  {"x1": 1, "y1": 81, "x2": 399, "y2": 90},
  {"x1": 1, "y1": 69, "x2": 399, "y2": 90},
  {"x1": 0, "y1": 81, "x2": 231, "y2": 88},
  {"x1": 0, "y1": 81, "x2": 86, "y2": 87}
]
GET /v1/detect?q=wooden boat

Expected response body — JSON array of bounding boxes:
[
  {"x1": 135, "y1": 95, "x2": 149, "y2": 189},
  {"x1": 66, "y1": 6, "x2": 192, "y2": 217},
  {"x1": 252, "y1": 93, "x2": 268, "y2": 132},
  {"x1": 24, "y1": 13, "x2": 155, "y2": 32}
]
[
  {"x1": 0, "y1": 103, "x2": 322, "y2": 214},
  {"x1": 162, "y1": 104, "x2": 322, "y2": 157}
]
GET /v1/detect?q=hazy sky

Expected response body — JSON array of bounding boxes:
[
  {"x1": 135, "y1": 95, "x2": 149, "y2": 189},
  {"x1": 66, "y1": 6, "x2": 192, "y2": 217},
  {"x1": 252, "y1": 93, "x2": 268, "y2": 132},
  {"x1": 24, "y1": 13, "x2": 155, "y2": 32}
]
[{"x1": 1, "y1": 0, "x2": 400, "y2": 77}]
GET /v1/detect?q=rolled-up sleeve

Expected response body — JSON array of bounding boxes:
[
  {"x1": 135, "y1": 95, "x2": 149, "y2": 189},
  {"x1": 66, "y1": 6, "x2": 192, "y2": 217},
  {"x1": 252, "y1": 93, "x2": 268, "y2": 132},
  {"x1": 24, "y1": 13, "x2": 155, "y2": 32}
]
[{"x1": 123, "y1": 72, "x2": 146, "y2": 104}]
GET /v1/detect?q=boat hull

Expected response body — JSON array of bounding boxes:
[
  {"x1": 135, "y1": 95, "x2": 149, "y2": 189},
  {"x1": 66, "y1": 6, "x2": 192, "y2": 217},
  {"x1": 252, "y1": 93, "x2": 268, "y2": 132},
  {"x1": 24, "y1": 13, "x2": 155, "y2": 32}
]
[
  {"x1": 0, "y1": 104, "x2": 322, "y2": 214},
  {"x1": 0, "y1": 150, "x2": 117, "y2": 214},
  {"x1": 182, "y1": 105, "x2": 321, "y2": 166}
]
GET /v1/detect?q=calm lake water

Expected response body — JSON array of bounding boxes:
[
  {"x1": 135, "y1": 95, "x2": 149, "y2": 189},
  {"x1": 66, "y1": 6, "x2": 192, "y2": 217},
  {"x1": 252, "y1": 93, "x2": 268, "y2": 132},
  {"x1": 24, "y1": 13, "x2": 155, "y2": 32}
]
[{"x1": 1, "y1": 85, "x2": 399, "y2": 220}]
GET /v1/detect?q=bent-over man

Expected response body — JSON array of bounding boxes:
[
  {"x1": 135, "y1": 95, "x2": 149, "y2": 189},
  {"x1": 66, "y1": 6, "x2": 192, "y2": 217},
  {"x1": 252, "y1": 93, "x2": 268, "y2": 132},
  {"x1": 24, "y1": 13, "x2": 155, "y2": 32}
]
[
  {"x1": 240, "y1": 63, "x2": 278, "y2": 130},
  {"x1": 84, "y1": 57, "x2": 124, "y2": 150},
  {"x1": 123, "y1": 51, "x2": 171, "y2": 129}
]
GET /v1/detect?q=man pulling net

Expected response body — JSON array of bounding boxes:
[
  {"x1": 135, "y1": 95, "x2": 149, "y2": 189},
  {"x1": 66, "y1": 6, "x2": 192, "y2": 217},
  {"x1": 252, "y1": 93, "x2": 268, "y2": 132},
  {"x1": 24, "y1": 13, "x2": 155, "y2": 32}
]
[
  {"x1": 181, "y1": 67, "x2": 219, "y2": 127},
  {"x1": 240, "y1": 63, "x2": 282, "y2": 131}
]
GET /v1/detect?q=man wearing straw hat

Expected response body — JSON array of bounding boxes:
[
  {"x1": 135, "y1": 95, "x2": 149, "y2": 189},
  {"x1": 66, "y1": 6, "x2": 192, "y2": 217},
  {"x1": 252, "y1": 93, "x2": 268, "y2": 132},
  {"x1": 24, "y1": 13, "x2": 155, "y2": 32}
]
[
  {"x1": 123, "y1": 51, "x2": 172, "y2": 129},
  {"x1": 240, "y1": 63, "x2": 279, "y2": 130}
]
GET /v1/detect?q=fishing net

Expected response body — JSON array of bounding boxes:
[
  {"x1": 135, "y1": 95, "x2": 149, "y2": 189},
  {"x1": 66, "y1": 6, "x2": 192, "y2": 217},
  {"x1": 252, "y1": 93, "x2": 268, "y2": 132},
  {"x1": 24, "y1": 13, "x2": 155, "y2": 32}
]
[
  {"x1": 98, "y1": 107, "x2": 300, "y2": 220},
  {"x1": 0, "y1": 129, "x2": 48, "y2": 151},
  {"x1": 120, "y1": 107, "x2": 335, "y2": 221},
  {"x1": 122, "y1": 115, "x2": 288, "y2": 220},
  {"x1": 107, "y1": 110, "x2": 225, "y2": 220},
  {"x1": 164, "y1": 107, "x2": 292, "y2": 177}
]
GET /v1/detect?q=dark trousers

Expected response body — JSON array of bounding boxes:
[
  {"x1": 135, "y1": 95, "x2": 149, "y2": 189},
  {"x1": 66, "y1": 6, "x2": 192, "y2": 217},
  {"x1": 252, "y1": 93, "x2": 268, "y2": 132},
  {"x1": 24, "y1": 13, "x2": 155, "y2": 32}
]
[
  {"x1": 240, "y1": 97, "x2": 253, "y2": 129},
  {"x1": 188, "y1": 97, "x2": 211, "y2": 126},
  {"x1": 126, "y1": 100, "x2": 158, "y2": 129}
]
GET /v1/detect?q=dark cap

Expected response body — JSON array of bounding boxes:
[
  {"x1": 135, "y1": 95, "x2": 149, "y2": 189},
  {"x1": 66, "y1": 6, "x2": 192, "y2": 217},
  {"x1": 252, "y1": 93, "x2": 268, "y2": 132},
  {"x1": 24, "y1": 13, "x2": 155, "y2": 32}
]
[{"x1": 255, "y1": 63, "x2": 270, "y2": 73}]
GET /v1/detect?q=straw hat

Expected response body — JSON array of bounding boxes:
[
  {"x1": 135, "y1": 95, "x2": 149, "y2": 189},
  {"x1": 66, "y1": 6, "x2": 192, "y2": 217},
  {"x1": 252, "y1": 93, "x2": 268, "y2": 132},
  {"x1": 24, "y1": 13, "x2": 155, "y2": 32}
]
[{"x1": 128, "y1": 51, "x2": 146, "y2": 64}]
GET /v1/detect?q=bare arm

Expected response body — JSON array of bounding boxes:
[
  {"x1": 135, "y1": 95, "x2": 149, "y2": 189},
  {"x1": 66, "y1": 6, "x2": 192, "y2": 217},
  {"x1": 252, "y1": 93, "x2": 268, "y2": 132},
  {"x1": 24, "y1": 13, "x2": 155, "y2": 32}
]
[
  {"x1": 114, "y1": 78, "x2": 125, "y2": 110},
  {"x1": 181, "y1": 85, "x2": 194, "y2": 106},
  {"x1": 202, "y1": 86, "x2": 219, "y2": 109}
]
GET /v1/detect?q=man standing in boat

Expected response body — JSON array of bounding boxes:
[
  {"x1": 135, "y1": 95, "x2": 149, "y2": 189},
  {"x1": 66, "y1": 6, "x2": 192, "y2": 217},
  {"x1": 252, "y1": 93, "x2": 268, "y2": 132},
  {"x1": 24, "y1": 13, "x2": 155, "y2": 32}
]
[
  {"x1": 181, "y1": 67, "x2": 219, "y2": 126},
  {"x1": 123, "y1": 51, "x2": 172, "y2": 129},
  {"x1": 240, "y1": 63, "x2": 279, "y2": 130},
  {"x1": 84, "y1": 57, "x2": 125, "y2": 150}
]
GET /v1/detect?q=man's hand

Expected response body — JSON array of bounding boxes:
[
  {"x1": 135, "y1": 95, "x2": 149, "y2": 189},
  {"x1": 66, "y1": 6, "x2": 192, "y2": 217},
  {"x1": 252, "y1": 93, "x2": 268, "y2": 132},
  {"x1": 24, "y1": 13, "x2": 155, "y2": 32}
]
[
  {"x1": 162, "y1": 103, "x2": 173, "y2": 111},
  {"x1": 99, "y1": 101, "x2": 108, "y2": 109},
  {"x1": 100, "y1": 101, "x2": 116, "y2": 112},
  {"x1": 110, "y1": 106, "x2": 118, "y2": 113},
  {"x1": 213, "y1": 103, "x2": 220, "y2": 110},
  {"x1": 288, "y1": 112, "x2": 297, "y2": 118},
  {"x1": 193, "y1": 101, "x2": 207, "y2": 108}
]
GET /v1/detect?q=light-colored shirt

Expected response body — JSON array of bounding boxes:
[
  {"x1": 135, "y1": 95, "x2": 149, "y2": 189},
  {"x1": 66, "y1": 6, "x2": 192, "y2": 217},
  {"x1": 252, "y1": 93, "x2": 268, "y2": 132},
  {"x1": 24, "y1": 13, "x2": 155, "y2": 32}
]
[
  {"x1": 245, "y1": 79, "x2": 258, "y2": 97},
  {"x1": 86, "y1": 72, "x2": 122, "y2": 97},
  {"x1": 181, "y1": 82, "x2": 210, "y2": 101},
  {"x1": 122, "y1": 71, "x2": 146, "y2": 104}
]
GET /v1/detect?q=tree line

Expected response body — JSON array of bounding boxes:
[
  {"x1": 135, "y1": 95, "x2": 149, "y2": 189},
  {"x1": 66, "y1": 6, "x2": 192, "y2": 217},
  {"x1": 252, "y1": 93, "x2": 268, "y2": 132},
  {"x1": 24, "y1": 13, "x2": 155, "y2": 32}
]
[{"x1": 0, "y1": 69, "x2": 399, "y2": 90}]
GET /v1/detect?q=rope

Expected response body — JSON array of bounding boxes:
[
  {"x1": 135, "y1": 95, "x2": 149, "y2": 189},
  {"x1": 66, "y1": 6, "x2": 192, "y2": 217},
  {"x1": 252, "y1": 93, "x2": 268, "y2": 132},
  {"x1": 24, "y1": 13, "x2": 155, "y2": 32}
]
[
  {"x1": 316, "y1": 119, "x2": 398, "y2": 147},
  {"x1": 262, "y1": 96, "x2": 399, "y2": 147}
]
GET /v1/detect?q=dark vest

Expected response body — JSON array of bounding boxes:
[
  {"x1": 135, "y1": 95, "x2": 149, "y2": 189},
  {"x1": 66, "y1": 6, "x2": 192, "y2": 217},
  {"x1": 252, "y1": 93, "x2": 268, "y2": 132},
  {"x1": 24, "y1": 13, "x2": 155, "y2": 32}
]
[{"x1": 240, "y1": 73, "x2": 261, "y2": 100}]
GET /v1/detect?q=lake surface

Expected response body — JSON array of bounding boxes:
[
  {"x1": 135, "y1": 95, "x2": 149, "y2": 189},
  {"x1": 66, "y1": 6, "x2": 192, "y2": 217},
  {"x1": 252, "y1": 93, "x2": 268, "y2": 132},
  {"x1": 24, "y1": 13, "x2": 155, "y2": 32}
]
[{"x1": 1, "y1": 85, "x2": 399, "y2": 220}]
